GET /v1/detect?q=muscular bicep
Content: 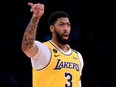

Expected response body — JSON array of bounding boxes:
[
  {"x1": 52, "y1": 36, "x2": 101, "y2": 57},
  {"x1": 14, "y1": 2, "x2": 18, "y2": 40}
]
[{"x1": 22, "y1": 41, "x2": 39, "y2": 58}]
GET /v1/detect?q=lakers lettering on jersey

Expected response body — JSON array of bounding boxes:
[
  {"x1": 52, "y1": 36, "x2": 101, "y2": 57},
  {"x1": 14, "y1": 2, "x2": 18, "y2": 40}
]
[
  {"x1": 32, "y1": 40, "x2": 81, "y2": 87},
  {"x1": 54, "y1": 59, "x2": 79, "y2": 71}
]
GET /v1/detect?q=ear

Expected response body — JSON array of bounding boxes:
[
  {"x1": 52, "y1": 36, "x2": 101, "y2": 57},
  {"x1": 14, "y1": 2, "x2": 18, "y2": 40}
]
[{"x1": 50, "y1": 25, "x2": 54, "y2": 33}]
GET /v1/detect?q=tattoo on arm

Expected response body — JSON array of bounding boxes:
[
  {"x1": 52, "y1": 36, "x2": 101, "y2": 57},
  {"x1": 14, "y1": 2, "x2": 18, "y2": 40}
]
[{"x1": 22, "y1": 17, "x2": 39, "y2": 51}]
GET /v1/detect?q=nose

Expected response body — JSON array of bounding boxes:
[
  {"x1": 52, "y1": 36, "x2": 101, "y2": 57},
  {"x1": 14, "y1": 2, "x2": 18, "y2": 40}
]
[{"x1": 64, "y1": 24, "x2": 70, "y2": 31}]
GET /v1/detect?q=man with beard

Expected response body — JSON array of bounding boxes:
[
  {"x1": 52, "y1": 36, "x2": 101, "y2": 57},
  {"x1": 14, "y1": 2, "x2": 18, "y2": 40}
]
[{"x1": 21, "y1": 2, "x2": 84, "y2": 87}]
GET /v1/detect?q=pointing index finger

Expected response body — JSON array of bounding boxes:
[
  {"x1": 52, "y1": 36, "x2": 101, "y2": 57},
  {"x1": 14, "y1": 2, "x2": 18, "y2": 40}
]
[{"x1": 28, "y1": 2, "x2": 33, "y2": 7}]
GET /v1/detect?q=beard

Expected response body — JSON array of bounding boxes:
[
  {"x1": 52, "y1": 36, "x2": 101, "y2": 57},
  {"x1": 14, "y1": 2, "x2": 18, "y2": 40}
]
[{"x1": 56, "y1": 31, "x2": 70, "y2": 45}]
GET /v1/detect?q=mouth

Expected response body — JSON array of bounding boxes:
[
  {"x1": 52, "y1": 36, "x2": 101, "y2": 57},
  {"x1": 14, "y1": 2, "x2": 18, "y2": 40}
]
[{"x1": 62, "y1": 33, "x2": 69, "y2": 39}]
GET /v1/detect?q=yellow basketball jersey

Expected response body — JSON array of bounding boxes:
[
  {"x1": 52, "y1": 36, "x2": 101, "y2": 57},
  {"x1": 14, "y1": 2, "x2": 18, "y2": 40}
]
[{"x1": 32, "y1": 40, "x2": 81, "y2": 87}]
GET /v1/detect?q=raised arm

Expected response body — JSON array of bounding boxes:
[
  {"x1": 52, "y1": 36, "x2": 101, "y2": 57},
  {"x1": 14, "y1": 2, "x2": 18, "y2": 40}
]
[{"x1": 21, "y1": 2, "x2": 44, "y2": 58}]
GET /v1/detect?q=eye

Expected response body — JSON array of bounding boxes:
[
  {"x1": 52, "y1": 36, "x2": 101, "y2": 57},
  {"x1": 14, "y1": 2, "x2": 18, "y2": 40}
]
[{"x1": 59, "y1": 23, "x2": 64, "y2": 26}]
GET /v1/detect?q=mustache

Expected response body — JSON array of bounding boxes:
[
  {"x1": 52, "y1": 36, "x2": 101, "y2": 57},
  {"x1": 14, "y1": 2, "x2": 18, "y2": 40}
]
[{"x1": 62, "y1": 31, "x2": 70, "y2": 35}]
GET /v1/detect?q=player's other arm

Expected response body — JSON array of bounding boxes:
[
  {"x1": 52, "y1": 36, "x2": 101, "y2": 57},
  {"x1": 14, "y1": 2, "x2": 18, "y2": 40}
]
[
  {"x1": 78, "y1": 51, "x2": 84, "y2": 87},
  {"x1": 21, "y1": 2, "x2": 44, "y2": 58}
]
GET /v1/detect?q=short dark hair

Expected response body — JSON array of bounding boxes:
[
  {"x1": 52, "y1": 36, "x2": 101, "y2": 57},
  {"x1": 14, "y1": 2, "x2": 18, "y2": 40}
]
[{"x1": 48, "y1": 11, "x2": 70, "y2": 26}]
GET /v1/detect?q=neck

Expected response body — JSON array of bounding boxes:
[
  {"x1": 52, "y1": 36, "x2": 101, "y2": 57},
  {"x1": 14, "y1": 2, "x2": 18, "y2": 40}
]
[{"x1": 51, "y1": 39, "x2": 69, "y2": 52}]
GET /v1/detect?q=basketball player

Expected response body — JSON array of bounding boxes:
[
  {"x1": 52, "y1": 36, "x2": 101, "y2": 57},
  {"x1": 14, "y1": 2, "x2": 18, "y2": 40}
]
[{"x1": 21, "y1": 2, "x2": 84, "y2": 87}]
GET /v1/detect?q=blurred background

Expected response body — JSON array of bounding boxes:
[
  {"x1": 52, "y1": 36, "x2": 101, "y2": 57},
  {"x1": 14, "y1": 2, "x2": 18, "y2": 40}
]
[{"x1": 0, "y1": 0, "x2": 116, "y2": 87}]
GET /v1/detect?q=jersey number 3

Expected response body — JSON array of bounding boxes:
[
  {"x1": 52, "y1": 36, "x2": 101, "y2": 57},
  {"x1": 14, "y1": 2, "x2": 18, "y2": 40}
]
[{"x1": 65, "y1": 73, "x2": 72, "y2": 87}]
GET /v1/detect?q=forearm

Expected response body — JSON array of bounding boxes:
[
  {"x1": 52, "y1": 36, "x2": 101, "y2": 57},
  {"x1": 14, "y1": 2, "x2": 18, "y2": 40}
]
[
  {"x1": 22, "y1": 16, "x2": 40, "y2": 52},
  {"x1": 21, "y1": 2, "x2": 44, "y2": 57}
]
